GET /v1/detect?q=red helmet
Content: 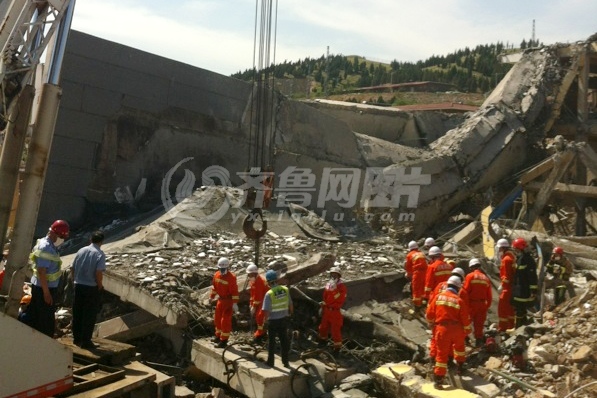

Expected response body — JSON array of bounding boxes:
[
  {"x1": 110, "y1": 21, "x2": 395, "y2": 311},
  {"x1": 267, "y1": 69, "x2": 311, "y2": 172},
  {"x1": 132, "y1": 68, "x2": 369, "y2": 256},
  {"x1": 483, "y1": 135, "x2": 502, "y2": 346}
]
[
  {"x1": 552, "y1": 247, "x2": 564, "y2": 256},
  {"x1": 50, "y1": 220, "x2": 70, "y2": 239},
  {"x1": 512, "y1": 238, "x2": 527, "y2": 250}
]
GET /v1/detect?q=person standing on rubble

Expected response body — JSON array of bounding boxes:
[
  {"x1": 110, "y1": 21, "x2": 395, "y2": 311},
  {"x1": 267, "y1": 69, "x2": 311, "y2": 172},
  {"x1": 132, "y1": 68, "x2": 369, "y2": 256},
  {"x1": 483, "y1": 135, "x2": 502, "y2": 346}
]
[
  {"x1": 318, "y1": 266, "x2": 347, "y2": 357},
  {"x1": 546, "y1": 247, "x2": 575, "y2": 306},
  {"x1": 246, "y1": 263, "x2": 268, "y2": 344},
  {"x1": 70, "y1": 230, "x2": 106, "y2": 349},
  {"x1": 511, "y1": 238, "x2": 538, "y2": 328},
  {"x1": 423, "y1": 237, "x2": 436, "y2": 262},
  {"x1": 462, "y1": 258, "x2": 492, "y2": 346},
  {"x1": 497, "y1": 238, "x2": 516, "y2": 331},
  {"x1": 428, "y1": 267, "x2": 469, "y2": 362},
  {"x1": 404, "y1": 240, "x2": 427, "y2": 311},
  {"x1": 209, "y1": 257, "x2": 239, "y2": 348},
  {"x1": 424, "y1": 246, "x2": 453, "y2": 301},
  {"x1": 426, "y1": 275, "x2": 472, "y2": 389},
  {"x1": 262, "y1": 269, "x2": 293, "y2": 368},
  {"x1": 28, "y1": 220, "x2": 70, "y2": 337}
]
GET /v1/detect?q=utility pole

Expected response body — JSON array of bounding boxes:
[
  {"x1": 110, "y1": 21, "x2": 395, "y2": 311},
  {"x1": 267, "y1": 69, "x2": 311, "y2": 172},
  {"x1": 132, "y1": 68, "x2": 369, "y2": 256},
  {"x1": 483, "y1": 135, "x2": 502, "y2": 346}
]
[
  {"x1": 324, "y1": 46, "x2": 330, "y2": 97},
  {"x1": 531, "y1": 19, "x2": 536, "y2": 46}
]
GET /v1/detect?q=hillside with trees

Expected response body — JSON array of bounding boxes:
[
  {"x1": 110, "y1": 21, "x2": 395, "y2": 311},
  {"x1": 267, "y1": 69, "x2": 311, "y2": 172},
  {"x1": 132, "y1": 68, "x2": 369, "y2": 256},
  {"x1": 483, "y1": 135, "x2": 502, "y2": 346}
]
[{"x1": 231, "y1": 39, "x2": 542, "y2": 104}]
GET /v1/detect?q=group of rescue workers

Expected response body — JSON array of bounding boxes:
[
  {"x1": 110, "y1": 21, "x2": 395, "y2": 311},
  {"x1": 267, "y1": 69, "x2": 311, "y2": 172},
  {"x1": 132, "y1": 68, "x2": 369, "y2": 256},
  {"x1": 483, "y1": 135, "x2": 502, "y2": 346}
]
[
  {"x1": 405, "y1": 236, "x2": 575, "y2": 388},
  {"x1": 208, "y1": 257, "x2": 347, "y2": 368}
]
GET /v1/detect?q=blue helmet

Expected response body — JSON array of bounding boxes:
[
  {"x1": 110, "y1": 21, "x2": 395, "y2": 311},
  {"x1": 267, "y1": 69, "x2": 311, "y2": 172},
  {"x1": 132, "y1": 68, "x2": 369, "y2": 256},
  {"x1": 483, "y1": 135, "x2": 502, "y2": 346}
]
[{"x1": 265, "y1": 270, "x2": 278, "y2": 282}]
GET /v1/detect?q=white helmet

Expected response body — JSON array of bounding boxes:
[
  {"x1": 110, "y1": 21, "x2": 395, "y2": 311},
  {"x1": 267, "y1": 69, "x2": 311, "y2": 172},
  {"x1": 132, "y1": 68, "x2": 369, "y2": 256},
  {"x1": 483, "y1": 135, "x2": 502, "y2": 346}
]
[
  {"x1": 329, "y1": 266, "x2": 342, "y2": 276},
  {"x1": 246, "y1": 263, "x2": 258, "y2": 274},
  {"x1": 424, "y1": 237, "x2": 436, "y2": 247},
  {"x1": 469, "y1": 258, "x2": 481, "y2": 268},
  {"x1": 428, "y1": 246, "x2": 442, "y2": 257},
  {"x1": 496, "y1": 238, "x2": 509, "y2": 248},
  {"x1": 447, "y1": 275, "x2": 462, "y2": 289},
  {"x1": 217, "y1": 257, "x2": 230, "y2": 268},
  {"x1": 408, "y1": 240, "x2": 419, "y2": 250},
  {"x1": 451, "y1": 268, "x2": 465, "y2": 279}
]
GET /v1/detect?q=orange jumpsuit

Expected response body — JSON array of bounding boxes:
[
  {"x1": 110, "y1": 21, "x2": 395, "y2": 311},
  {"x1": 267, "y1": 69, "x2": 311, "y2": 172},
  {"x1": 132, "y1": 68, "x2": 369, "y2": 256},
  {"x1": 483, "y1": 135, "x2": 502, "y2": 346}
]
[
  {"x1": 318, "y1": 279, "x2": 347, "y2": 349},
  {"x1": 428, "y1": 280, "x2": 470, "y2": 358},
  {"x1": 426, "y1": 288, "x2": 471, "y2": 377},
  {"x1": 424, "y1": 257, "x2": 453, "y2": 299},
  {"x1": 210, "y1": 270, "x2": 239, "y2": 342},
  {"x1": 405, "y1": 249, "x2": 428, "y2": 307},
  {"x1": 249, "y1": 274, "x2": 268, "y2": 339},
  {"x1": 462, "y1": 269, "x2": 492, "y2": 340},
  {"x1": 498, "y1": 250, "x2": 516, "y2": 331}
]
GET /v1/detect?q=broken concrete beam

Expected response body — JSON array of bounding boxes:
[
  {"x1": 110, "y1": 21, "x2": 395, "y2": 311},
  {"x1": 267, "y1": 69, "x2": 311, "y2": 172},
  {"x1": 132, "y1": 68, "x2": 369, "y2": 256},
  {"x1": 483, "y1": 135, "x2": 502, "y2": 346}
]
[
  {"x1": 442, "y1": 221, "x2": 482, "y2": 253},
  {"x1": 190, "y1": 338, "x2": 352, "y2": 398},
  {"x1": 94, "y1": 310, "x2": 165, "y2": 342},
  {"x1": 124, "y1": 361, "x2": 176, "y2": 398},
  {"x1": 459, "y1": 372, "x2": 501, "y2": 398},
  {"x1": 371, "y1": 363, "x2": 481, "y2": 398}
]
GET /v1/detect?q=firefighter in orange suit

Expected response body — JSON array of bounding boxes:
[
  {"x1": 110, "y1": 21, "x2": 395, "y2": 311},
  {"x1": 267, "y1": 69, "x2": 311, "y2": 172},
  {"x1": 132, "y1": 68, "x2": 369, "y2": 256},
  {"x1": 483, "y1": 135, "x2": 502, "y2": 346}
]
[
  {"x1": 209, "y1": 257, "x2": 239, "y2": 348},
  {"x1": 318, "y1": 266, "x2": 347, "y2": 356},
  {"x1": 424, "y1": 246, "x2": 454, "y2": 300},
  {"x1": 404, "y1": 240, "x2": 428, "y2": 310},
  {"x1": 462, "y1": 258, "x2": 492, "y2": 346},
  {"x1": 496, "y1": 238, "x2": 516, "y2": 331},
  {"x1": 246, "y1": 262, "x2": 268, "y2": 344},
  {"x1": 426, "y1": 275, "x2": 472, "y2": 389},
  {"x1": 428, "y1": 268, "x2": 469, "y2": 361}
]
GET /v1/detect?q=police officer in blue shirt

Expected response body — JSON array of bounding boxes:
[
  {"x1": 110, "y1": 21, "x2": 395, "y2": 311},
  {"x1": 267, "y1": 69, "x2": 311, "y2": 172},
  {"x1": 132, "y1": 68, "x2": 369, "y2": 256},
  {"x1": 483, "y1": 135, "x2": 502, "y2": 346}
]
[{"x1": 262, "y1": 270, "x2": 293, "y2": 368}]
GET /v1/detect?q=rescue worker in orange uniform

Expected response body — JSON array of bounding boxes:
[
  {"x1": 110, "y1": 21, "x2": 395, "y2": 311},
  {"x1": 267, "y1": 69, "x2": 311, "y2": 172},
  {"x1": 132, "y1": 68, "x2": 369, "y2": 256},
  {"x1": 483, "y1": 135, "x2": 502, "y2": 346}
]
[
  {"x1": 428, "y1": 267, "x2": 469, "y2": 362},
  {"x1": 426, "y1": 275, "x2": 472, "y2": 389},
  {"x1": 246, "y1": 263, "x2": 268, "y2": 344},
  {"x1": 318, "y1": 266, "x2": 347, "y2": 356},
  {"x1": 497, "y1": 238, "x2": 516, "y2": 331},
  {"x1": 209, "y1": 257, "x2": 239, "y2": 348},
  {"x1": 404, "y1": 240, "x2": 428, "y2": 310},
  {"x1": 424, "y1": 246, "x2": 454, "y2": 301},
  {"x1": 511, "y1": 238, "x2": 538, "y2": 328},
  {"x1": 462, "y1": 258, "x2": 492, "y2": 346}
]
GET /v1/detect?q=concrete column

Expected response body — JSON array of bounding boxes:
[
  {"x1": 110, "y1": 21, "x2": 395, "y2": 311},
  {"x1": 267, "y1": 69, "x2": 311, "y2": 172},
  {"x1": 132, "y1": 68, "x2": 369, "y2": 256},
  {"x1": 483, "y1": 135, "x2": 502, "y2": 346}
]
[
  {"x1": 3, "y1": 84, "x2": 62, "y2": 318},
  {"x1": 575, "y1": 46, "x2": 590, "y2": 236}
]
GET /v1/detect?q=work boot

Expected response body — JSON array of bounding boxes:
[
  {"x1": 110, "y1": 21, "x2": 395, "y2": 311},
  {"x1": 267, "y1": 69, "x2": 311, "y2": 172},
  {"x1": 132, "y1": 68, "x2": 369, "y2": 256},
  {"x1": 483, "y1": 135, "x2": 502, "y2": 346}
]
[
  {"x1": 433, "y1": 375, "x2": 444, "y2": 390},
  {"x1": 211, "y1": 335, "x2": 220, "y2": 344},
  {"x1": 252, "y1": 335, "x2": 264, "y2": 345},
  {"x1": 215, "y1": 340, "x2": 228, "y2": 349},
  {"x1": 457, "y1": 362, "x2": 465, "y2": 375},
  {"x1": 332, "y1": 348, "x2": 340, "y2": 359}
]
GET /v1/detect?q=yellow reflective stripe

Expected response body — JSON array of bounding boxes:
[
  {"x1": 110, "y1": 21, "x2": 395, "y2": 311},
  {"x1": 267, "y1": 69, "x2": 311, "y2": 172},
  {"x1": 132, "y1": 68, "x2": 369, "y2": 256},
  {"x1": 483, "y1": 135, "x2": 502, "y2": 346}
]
[
  {"x1": 257, "y1": 325, "x2": 264, "y2": 330},
  {"x1": 498, "y1": 317, "x2": 509, "y2": 322},
  {"x1": 454, "y1": 349, "x2": 466, "y2": 356},
  {"x1": 502, "y1": 278, "x2": 510, "y2": 283},
  {"x1": 471, "y1": 280, "x2": 489, "y2": 285},
  {"x1": 216, "y1": 279, "x2": 229, "y2": 285},
  {"x1": 413, "y1": 253, "x2": 425, "y2": 261},
  {"x1": 425, "y1": 287, "x2": 432, "y2": 292},
  {"x1": 232, "y1": 295, "x2": 239, "y2": 300},
  {"x1": 334, "y1": 293, "x2": 340, "y2": 299},
  {"x1": 517, "y1": 265, "x2": 527, "y2": 270},
  {"x1": 436, "y1": 300, "x2": 461, "y2": 310},
  {"x1": 436, "y1": 362, "x2": 448, "y2": 368},
  {"x1": 436, "y1": 271, "x2": 452, "y2": 276},
  {"x1": 220, "y1": 332, "x2": 230, "y2": 338},
  {"x1": 529, "y1": 285, "x2": 537, "y2": 289},
  {"x1": 253, "y1": 300, "x2": 261, "y2": 304}
]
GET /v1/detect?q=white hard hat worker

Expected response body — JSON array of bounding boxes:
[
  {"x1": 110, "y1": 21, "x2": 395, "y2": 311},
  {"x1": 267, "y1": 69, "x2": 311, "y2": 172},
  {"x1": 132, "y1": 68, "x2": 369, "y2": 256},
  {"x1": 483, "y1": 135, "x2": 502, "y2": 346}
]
[
  {"x1": 329, "y1": 266, "x2": 342, "y2": 277},
  {"x1": 496, "y1": 238, "x2": 509, "y2": 249},
  {"x1": 447, "y1": 275, "x2": 462, "y2": 289},
  {"x1": 408, "y1": 240, "x2": 419, "y2": 250},
  {"x1": 246, "y1": 263, "x2": 258, "y2": 274},
  {"x1": 217, "y1": 257, "x2": 230, "y2": 274},
  {"x1": 469, "y1": 258, "x2": 481, "y2": 268},
  {"x1": 428, "y1": 246, "x2": 442, "y2": 257},
  {"x1": 424, "y1": 237, "x2": 436, "y2": 247},
  {"x1": 451, "y1": 267, "x2": 465, "y2": 280}
]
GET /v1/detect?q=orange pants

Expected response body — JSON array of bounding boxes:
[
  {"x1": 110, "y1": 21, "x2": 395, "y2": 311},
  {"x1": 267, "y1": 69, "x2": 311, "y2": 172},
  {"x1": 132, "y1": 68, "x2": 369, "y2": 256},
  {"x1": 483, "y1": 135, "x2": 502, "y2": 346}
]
[
  {"x1": 253, "y1": 308, "x2": 266, "y2": 338},
  {"x1": 429, "y1": 324, "x2": 438, "y2": 358},
  {"x1": 469, "y1": 301, "x2": 489, "y2": 339},
  {"x1": 434, "y1": 324, "x2": 466, "y2": 377},
  {"x1": 214, "y1": 301, "x2": 233, "y2": 341},
  {"x1": 498, "y1": 288, "x2": 514, "y2": 331},
  {"x1": 319, "y1": 308, "x2": 343, "y2": 348},
  {"x1": 412, "y1": 269, "x2": 426, "y2": 307}
]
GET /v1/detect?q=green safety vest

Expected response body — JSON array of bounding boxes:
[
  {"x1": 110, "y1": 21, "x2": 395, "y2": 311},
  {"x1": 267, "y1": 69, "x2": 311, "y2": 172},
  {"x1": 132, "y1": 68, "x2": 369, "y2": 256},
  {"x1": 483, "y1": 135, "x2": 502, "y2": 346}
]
[
  {"x1": 268, "y1": 285, "x2": 289, "y2": 314},
  {"x1": 30, "y1": 239, "x2": 62, "y2": 282}
]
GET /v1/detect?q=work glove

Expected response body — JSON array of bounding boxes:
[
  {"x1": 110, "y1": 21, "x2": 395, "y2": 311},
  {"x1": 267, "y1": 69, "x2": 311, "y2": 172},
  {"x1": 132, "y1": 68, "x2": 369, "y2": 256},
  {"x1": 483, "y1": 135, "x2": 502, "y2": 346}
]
[
  {"x1": 233, "y1": 303, "x2": 239, "y2": 313},
  {"x1": 498, "y1": 284, "x2": 503, "y2": 294},
  {"x1": 250, "y1": 307, "x2": 256, "y2": 316}
]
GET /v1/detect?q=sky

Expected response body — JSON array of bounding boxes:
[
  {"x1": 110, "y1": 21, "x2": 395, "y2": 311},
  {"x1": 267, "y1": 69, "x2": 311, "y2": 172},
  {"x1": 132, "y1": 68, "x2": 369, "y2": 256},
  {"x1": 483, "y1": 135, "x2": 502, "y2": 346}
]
[{"x1": 71, "y1": 0, "x2": 597, "y2": 76}]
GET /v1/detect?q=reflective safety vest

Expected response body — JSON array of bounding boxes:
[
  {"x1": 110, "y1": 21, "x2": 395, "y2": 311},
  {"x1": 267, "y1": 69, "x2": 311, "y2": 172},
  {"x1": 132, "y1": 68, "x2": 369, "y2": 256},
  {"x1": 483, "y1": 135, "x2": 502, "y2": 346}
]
[
  {"x1": 268, "y1": 285, "x2": 290, "y2": 315},
  {"x1": 30, "y1": 239, "x2": 62, "y2": 282}
]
